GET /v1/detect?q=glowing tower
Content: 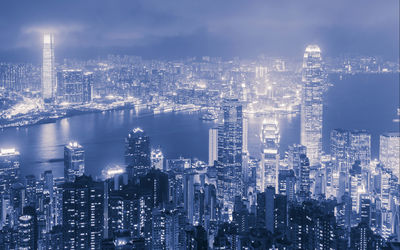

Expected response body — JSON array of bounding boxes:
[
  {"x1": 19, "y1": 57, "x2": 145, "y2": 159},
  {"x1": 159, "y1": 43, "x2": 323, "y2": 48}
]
[
  {"x1": 42, "y1": 33, "x2": 56, "y2": 102},
  {"x1": 301, "y1": 45, "x2": 324, "y2": 166}
]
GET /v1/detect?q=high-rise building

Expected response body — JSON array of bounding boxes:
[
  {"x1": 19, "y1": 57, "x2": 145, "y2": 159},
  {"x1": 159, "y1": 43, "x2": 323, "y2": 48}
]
[
  {"x1": 0, "y1": 148, "x2": 20, "y2": 196},
  {"x1": 151, "y1": 147, "x2": 164, "y2": 171},
  {"x1": 208, "y1": 128, "x2": 218, "y2": 166},
  {"x1": 64, "y1": 142, "x2": 85, "y2": 183},
  {"x1": 301, "y1": 45, "x2": 324, "y2": 166},
  {"x1": 379, "y1": 132, "x2": 400, "y2": 178},
  {"x1": 57, "y1": 69, "x2": 93, "y2": 104},
  {"x1": 258, "y1": 118, "x2": 279, "y2": 192},
  {"x1": 62, "y1": 175, "x2": 104, "y2": 250},
  {"x1": 217, "y1": 98, "x2": 243, "y2": 219},
  {"x1": 331, "y1": 129, "x2": 371, "y2": 170},
  {"x1": 18, "y1": 215, "x2": 35, "y2": 249},
  {"x1": 125, "y1": 128, "x2": 151, "y2": 178},
  {"x1": 42, "y1": 33, "x2": 56, "y2": 102},
  {"x1": 298, "y1": 154, "x2": 311, "y2": 200}
]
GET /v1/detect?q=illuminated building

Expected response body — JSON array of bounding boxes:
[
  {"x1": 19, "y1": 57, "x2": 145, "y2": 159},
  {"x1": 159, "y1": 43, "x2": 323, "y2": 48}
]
[
  {"x1": 42, "y1": 33, "x2": 56, "y2": 102},
  {"x1": 64, "y1": 142, "x2": 85, "y2": 183},
  {"x1": 62, "y1": 176, "x2": 104, "y2": 250},
  {"x1": 379, "y1": 132, "x2": 400, "y2": 178},
  {"x1": 208, "y1": 128, "x2": 218, "y2": 166},
  {"x1": 125, "y1": 128, "x2": 151, "y2": 179},
  {"x1": 258, "y1": 118, "x2": 279, "y2": 192},
  {"x1": 57, "y1": 69, "x2": 93, "y2": 104},
  {"x1": 151, "y1": 147, "x2": 164, "y2": 171},
  {"x1": 298, "y1": 154, "x2": 311, "y2": 200},
  {"x1": 331, "y1": 129, "x2": 371, "y2": 170},
  {"x1": 287, "y1": 144, "x2": 307, "y2": 189},
  {"x1": 301, "y1": 45, "x2": 324, "y2": 166},
  {"x1": 216, "y1": 98, "x2": 243, "y2": 220},
  {"x1": 18, "y1": 215, "x2": 35, "y2": 249},
  {"x1": 0, "y1": 148, "x2": 20, "y2": 196}
]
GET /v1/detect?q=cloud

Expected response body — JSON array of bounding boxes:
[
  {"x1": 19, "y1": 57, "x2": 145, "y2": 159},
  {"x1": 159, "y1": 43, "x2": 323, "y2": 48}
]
[{"x1": 0, "y1": 0, "x2": 398, "y2": 61}]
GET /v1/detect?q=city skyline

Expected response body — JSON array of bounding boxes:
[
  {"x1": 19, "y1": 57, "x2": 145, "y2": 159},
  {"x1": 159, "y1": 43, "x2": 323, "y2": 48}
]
[{"x1": 0, "y1": 1, "x2": 399, "y2": 249}]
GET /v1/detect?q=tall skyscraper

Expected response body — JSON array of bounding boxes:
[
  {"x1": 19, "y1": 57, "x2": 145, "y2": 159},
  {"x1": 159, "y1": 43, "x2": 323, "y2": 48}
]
[
  {"x1": 217, "y1": 98, "x2": 243, "y2": 219},
  {"x1": 0, "y1": 148, "x2": 20, "y2": 196},
  {"x1": 379, "y1": 132, "x2": 400, "y2": 178},
  {"x1": 208, "y1": 128, "x2": 218, "y2": 166},
  {"x1": 258, "y1": 118, "x2": 279, "y2": 192},
  {"x1": 125, "y1": 128, "x2": 151, "y2": 178},
  {"x1": 301, "y1": 45, "x2": 324, "y2": 166},
  {"x1": 42, "y1": 33, "x2": 56, "y2": 102},
  {"x1": 64, "y1": 142, "x2": 85, "y2": 183}
]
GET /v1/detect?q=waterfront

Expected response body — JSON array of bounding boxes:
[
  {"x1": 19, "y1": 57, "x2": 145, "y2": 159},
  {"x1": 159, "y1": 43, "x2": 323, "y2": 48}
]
[{"x1": 0, "y1": 73, "x2": 398, "y2": 178}]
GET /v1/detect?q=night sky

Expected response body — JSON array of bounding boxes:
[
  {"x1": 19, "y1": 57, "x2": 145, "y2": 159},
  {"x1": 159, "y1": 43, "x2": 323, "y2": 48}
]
[{"x1": 0, "y1": 0, "x2": 398, "y2": 62}]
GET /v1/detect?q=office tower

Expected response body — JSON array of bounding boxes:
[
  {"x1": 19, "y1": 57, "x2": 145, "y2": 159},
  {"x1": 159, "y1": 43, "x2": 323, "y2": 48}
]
[
  {"x1": 265, "y1": 186, "x2": 275, "y2": 233},
  {"x1": 298, "y1": 154, "x2": 311, "y2": 200},
  {"x1": 331, "y1": 129, "x2": 371, "y2": 170},
  {"x1": 288, "y1": 201, "x2": 336, "y2": 250},
  {"x1": 125, "y1": 128, "x2": 151, "y2": 178},
  {"x1": 0, "y1": 148, "x2": 20, "y2": 196},
  {"x1": 208, "y1": 128, "x2": 218, "y2": 166},
  {"x1": 301, "y1": 45, "x2": 324, "y2": 166},
  {"x1": 274, "y1": 194, "x2": 288, "y2": 235},
  {"x1": 379, "y1": 132, "x2": 400, "y2": 178},
  {"x1": 151, "y1": 147, "x2": 164, "y2": 171},
  {"x1": 287, "y1": 144, "x2": 307, "y2": 179},
  {"x1": 24, "y1": 175, "x2": 37, "y2": 207},
  {"x1": 18, "y1": 215, "x2": 35, "y2": 249},
  {"x1": 349, "y1": 161, "x2": 363, "y2": 212},
  {"x1": 255, "y1": 187, "x2": 275, "y2": 232},
  {"x1": 151, "y1": 209, "x2": 166, "y2": 250},
  {"x1": 184, "y1": 172, "x2": 195, "y2": 225},
  {"x1": 348, "y1": 130, "x2": 371, "y2": 169},
  {"x1": 360, "y1": 195, "x2": 371, "y2": 225},
  {"x1": 64, "y1": 142, "x2": 85, "y2": 183},
  {"x1": 350, "y1": 222, "x2": 383, "y2": 250},
  {"x1": 57, "y1": 69, "x2": 92, "y2": 104},
  {"x1": 83, "y1": 72, "x2": 93, "y2": 103},
  {"x1": 278, "y1": 169, "x2": 296, "y2": 201},
  {"x1": 43, "y1": 170, "x2": 55, "y2": 232},
  {"x1": 331, "y1": 129, "x2": 349, "y2": 170},
  {"x1": 62, "y1": 175, "x2": 104, "y2": 250},
  {"x1": 217, "y1": 98, "x2": 243, "y2": 218},
  {"x1": 258, "y1": 118, "x2": 279, "y2": 192},
  {"x1": 42, "y1": 33, "x2": 56, "y2": 102}
]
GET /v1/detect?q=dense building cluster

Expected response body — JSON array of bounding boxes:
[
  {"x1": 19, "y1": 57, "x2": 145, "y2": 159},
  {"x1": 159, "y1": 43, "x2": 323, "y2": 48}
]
[{"x1": 0, "y1": 34, "x2": 398, "y2": 249}]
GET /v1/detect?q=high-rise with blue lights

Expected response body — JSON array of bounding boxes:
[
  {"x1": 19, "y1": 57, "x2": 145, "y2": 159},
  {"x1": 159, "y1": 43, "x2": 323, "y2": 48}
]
[
  {"x1": 301, "y1": 45, "x2": 324, "y2": 166},
  {"x1": 42, "y1": 33, "x2": 56, "y2": 102}
]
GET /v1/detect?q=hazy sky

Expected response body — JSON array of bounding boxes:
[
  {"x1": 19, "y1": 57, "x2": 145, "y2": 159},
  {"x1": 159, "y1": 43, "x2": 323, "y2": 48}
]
[{"x1": 0, "y1": 0, "x2": 398, "y2": 62}]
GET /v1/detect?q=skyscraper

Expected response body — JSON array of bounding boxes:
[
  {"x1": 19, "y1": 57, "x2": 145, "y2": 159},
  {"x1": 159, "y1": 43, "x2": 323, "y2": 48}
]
[
  {"x1": 18, "y1": 215, "x2": 35, "y2": 249},
  {"x1": 208, "y1": 128, "x2": 218, "y2": 166},
  {"x1": 301, "y1": 45, "x2": 324, "y2": 166},
  {"x1": 64, "y1": 142, "x2": 85, "y2": 183},
  {"x1": 379, "y1": 132, "x2": 400, "y2": 178},
  {"x1": 42, "y1": 33, "x2": 56, "y2": 102},
  {"x1": 125, "y1": 128, "x2": 151, "y2": 178},
  {"x1": 217, "y1": 98, "x2": 243, "y2": 219},
  {"x1": 62, "y1": 175, "x2": 104, "y2": 250},
  {"x1": 258, "y1": 118, "x2": 279, "y2": 192},
  {"x1": 0, "y1": 148, "x2": 20, "y2": 196},
  {"x1": 331, "y1": 129, "x2": 371, "y2": 170}
]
